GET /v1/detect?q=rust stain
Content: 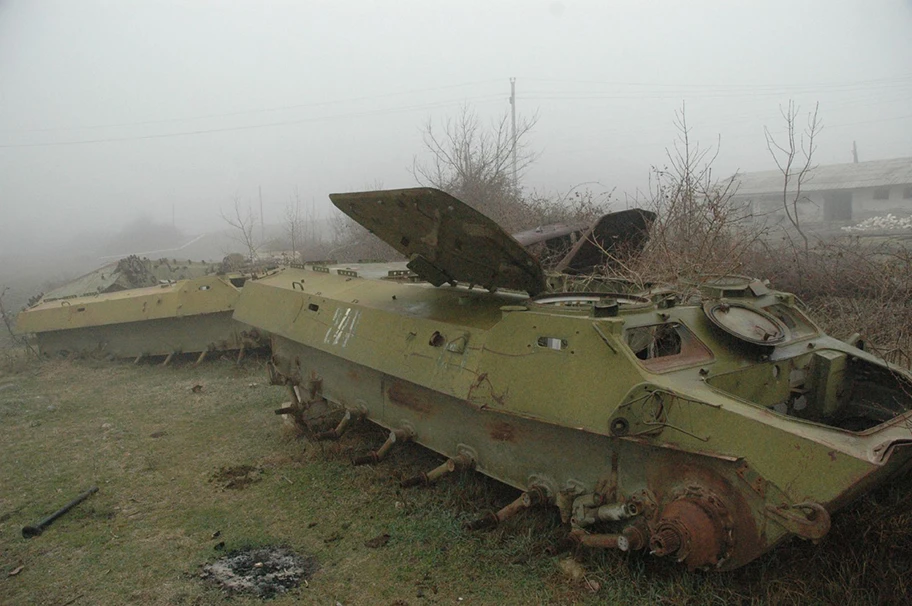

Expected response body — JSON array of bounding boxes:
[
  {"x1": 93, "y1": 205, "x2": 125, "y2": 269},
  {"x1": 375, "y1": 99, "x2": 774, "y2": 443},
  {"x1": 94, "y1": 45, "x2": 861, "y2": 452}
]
[
  {"x1": 645, "y1": 456, "x2": 763, "y2": 570},
  {"x1": 489, "y1": 421, "x2": 516, "y2": 442},
  {"x1": 387, "y1": 381, "x2": 433, "y2": 414},
  {"x1": 347, "y1": 369, "x2": 360, "y2": 382},
  {"x1": 467, "y1": 372, "x2": 508, "y2": 407}
]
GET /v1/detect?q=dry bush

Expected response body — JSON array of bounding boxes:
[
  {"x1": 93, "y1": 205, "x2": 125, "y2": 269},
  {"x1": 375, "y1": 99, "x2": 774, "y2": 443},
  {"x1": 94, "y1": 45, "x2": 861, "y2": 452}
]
[
  {"x1": 613, "y1": 108, "x2": 765, "y2": 294},
  {"x1": 746, "y1": 237, "x2": 912, "y2": 368},
  {"x1": 326, "y1": 102, "x2": 614, "y2": 262},
  {"x1": 521, "y1": 185, "x2": 614, "y2": 227},
  {"x1": 0, "y1": 286, "x2": 38, "y2": 359},
  {"x1": 594, "y1": 104, "x2": 912, "y2": 371},
  {"x1": 411, "y1": 104, "x2": 538, "y2": 232},
  {"x1": 325, "y1": 211, "x2": 401, "y2": 263}
]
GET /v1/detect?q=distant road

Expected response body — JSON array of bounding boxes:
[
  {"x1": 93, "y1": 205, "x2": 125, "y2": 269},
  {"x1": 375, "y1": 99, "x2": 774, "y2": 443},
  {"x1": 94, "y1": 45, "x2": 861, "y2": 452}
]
[{"x1": 98, "y1": 233, "x2": 209, "y2": 260}]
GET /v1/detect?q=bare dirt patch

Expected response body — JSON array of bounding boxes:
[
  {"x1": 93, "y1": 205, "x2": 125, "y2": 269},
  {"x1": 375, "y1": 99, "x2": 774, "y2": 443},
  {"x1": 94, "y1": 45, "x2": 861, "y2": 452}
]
[
  {"x1": 210, "y1": 464, "x2": 263, "y2": 490},
  {"x1": 200, "y1": 546, "x2": 318, "y2": 599}
]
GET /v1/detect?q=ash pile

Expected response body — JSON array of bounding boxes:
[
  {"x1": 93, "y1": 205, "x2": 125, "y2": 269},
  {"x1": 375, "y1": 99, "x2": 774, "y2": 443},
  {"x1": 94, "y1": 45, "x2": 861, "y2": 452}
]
[{"x1": 200, "y1": 546, "x2": 318, "y2": 599}]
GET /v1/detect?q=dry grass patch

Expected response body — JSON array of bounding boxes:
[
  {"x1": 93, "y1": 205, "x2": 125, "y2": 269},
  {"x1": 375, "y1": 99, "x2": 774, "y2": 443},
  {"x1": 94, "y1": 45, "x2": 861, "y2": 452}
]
[{"x1": 1, "y1": 356, "x2": 911, "y2": 605}]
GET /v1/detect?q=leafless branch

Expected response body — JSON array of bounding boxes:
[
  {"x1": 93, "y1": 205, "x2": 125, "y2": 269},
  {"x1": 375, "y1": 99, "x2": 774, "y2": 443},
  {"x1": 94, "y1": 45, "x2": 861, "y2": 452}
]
[
  {"x1": 764, "y1": 101, "x2": 822, "y2": 254},
  {"x1": 410, "y1": 104, "x2": 539, "y2": 230},
  {"x1": 220, "y1": 196, "x2": 259, "y2": 262},
  {"x1": 0, "y1": 286, "x2": 38, "y2": 356}
]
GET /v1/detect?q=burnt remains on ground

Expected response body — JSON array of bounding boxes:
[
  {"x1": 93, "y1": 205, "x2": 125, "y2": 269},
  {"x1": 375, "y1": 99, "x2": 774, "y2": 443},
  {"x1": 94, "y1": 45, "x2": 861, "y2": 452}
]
[{"x1": 200, "y1": 546, "x2": 318, "y2": 599}]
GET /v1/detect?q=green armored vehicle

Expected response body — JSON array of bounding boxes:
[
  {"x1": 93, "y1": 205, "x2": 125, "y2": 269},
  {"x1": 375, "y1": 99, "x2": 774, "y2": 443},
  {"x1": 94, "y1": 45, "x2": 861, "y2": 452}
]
[
  {"x1": 17, "y1": 275, "x2": 264, "y2": 363},
  {"x1": 239, "y1": 187, "x2": 912, "y2": 571}
]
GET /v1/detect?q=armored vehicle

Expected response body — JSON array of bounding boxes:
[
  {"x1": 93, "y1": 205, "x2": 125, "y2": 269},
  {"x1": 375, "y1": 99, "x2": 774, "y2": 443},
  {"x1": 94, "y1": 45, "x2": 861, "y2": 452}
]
[
  {"x1": 17, "y1": 275, "x2": 264, "y2": 363},
  {"x1": 235, "y1": 187, "x2": 912, "y2": 571}
]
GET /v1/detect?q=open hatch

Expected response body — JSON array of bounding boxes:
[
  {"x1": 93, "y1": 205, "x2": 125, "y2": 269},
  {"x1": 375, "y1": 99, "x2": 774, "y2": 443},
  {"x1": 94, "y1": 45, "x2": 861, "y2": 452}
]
[
  {"x1": 330, "y1": 188, "x2": 549, "y2": 295},
  {"x1": 329, "y1": 187, "x2": 656, "y2": 296},
  {"x1": 553, "y1": 209, "x2": 655, "y2": 275}
]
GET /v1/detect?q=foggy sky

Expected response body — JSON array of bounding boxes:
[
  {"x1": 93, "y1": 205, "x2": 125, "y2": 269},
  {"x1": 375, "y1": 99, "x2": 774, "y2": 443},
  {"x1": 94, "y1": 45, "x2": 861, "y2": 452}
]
[{"x1": 2, "y1": 0, "x2": 911, "y2": 257}]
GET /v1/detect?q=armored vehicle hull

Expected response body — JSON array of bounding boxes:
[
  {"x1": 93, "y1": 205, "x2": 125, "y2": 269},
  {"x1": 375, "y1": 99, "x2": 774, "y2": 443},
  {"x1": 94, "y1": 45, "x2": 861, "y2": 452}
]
[
  {"x1": 235, "y1": 189, "x2": 912, "y2": 571},
  {"x1": 17, "y1": 275, "x2": 263, "y2": 361}
]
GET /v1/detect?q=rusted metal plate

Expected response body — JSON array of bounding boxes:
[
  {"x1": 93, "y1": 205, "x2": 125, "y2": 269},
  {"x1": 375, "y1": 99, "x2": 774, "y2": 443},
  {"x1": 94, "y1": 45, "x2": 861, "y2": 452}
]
[
  {"x1": 554, "y1": 209, "x2": 655, "y2": 275},
  {"x1": 329, "y1": 188, "x2": 548, "y2": 295},
  {"x1": 512, "y1": 221, "x2": 588, "y2": 247}
]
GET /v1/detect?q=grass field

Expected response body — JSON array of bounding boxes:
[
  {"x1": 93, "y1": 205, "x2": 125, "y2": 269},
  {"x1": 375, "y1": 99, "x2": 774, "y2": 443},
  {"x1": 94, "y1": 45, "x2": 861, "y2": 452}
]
[{"x1": 1, "y1": 354, "x2": 911, "y2": 605}]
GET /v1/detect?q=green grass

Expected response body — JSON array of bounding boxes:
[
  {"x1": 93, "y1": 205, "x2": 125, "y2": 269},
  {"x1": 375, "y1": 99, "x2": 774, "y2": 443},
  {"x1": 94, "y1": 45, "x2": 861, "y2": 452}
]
[{"x1": 1, "y1": 355, "x2": 911, "y2": 605}]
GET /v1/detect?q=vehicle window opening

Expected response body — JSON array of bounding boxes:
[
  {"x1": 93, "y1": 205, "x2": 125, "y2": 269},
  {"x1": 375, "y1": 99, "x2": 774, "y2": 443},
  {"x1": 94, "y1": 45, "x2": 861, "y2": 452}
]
[
  {"x1": 229, "y1": 277, "x2": 247, "y2": 288},
  {"x1": 628, "y1": 324, "x2": 682, "y2": 360},
  {"x1": 537, "y1": 336, "x2": 567, "y2": 350},
  {"x1": 308, "y1": 303, "x2": 319, "y2": 312},
  {"x1": 625, "y1": 322, "x2": 713, "y2": 372}
]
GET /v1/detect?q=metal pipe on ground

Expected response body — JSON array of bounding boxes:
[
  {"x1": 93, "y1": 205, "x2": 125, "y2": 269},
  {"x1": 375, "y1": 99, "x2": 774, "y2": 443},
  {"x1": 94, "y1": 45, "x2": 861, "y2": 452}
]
[{"x1": 22, "y1": 487, "x2": 99, "y2": 539}]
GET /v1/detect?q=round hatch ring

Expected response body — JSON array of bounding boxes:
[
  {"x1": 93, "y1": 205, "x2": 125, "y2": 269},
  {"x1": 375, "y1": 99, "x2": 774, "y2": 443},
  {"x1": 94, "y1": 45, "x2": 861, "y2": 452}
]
[
  {"x1": 703, "y1": 300, "x2": 788, "y2": 345},
  {"x1": 530, "y1": 292, "x2": 652, "y2": 309}
]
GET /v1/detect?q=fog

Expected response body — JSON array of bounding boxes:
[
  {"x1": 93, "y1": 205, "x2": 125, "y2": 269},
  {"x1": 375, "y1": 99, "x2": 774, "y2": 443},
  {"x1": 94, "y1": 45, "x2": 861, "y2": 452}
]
[{"x1": 2, "y1": 0, "x2": 911, "y2": 265}]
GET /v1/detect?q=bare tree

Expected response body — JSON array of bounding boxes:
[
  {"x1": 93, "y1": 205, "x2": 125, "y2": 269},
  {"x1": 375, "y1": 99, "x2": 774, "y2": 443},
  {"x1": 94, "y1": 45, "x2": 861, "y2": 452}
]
[
  {"x1": 411, "y1": 104, "x2": 539, "y2": 231},
  {"x1": 221, "y1": 196, "x2": 259, "y2": 262},
  {"x1": 0, "y1": 286, "x2": 37, "y2": 356},
  {"x1": 624, "y1": 104, "x2": 764, "y2": 292},
  {"x1": 284, "y1": 188, "x2": 306, "y2": 264},
  {"x1": 764, "y1": 101, "x2": 822, "y2": 254}
]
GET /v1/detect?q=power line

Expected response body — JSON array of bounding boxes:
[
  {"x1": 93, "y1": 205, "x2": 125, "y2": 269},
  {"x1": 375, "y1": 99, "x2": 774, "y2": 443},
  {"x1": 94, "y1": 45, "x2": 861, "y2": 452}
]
[
  {"x1": 520, "y1": 73, "x2": 912, "y2": 91},
  {"x1": 522, "y1": 81, "x2": 912, "y2": 102},
  {"x1": 0, "y1": 79, "x2": 504, "y2": 134},
  {"x1": 0, "y1": 94, "x2": 505, "y2": 149},
  {"x1": 8, "y1": 73, "x2": 909, "y2": 135}
]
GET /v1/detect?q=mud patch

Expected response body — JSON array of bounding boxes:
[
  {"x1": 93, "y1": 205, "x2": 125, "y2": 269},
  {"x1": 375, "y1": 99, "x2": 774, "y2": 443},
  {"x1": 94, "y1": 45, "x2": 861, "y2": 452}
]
[
  {"x1": 489, "y1": 421, "x2": 516, "y2": 442},
  {"x1": 210, "y1": 465, "x2": 263, "y2": 490},
  {"x1": 200, "y1": 546, "x2": 318, "y2": 599},
  {"x1": 387, "y1": 381, "x2": 433, "y2": 414}
]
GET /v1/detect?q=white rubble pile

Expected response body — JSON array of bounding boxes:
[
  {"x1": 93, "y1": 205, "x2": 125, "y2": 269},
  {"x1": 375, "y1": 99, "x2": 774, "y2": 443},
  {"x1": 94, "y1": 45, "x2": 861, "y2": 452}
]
[{"x1": 841, "y1": 214, "x2": 912, "y2": 232}]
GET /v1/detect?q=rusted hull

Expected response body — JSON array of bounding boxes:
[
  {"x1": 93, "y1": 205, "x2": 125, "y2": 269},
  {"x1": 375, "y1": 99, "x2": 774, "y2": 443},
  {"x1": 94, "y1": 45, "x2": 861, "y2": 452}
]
[
  {"x1": 229, "y1": 190, "x2": 912, "y2": 571},
  {"x1": 232, "y1": 262, "x2": 912, "y2": 571},
  {"x1": 268, "y1": 334, "x2": 912, "y2": 570},
  {"x1": 34, "y1": 313, "x2": 256, "y2": 359}
]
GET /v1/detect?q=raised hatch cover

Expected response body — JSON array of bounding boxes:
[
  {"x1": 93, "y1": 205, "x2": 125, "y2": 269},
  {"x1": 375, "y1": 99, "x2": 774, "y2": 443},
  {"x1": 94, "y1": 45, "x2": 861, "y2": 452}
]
[
  {"x1": 554, "y1": 209, "x2": 656, "y2": 275},
  {"x1": 329, "y1": 188, "x2": 548, "y2": 295},
  {"x1": 703, "y1": 300, "x2": 788, "y2": 345}
]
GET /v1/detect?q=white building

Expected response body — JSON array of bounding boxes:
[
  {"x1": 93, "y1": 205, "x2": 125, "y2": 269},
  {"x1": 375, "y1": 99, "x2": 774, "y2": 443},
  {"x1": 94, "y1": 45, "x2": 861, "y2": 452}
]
[{"x1": 731, "y1": 157, "x2": 912, "y2": 227}]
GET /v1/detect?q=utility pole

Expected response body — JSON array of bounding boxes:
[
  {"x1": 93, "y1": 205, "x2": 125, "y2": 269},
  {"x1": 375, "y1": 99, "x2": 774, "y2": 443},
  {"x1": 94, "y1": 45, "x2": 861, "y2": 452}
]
[
  {"x1": 852, "y1": 140, "x2": 859, "y2": 164},
  {"x1": 259, "y1": 185, "x2": 264, "y2": 243},
  {"x1": 509, "y1": 77, "x2": 517, "y2": 193}
]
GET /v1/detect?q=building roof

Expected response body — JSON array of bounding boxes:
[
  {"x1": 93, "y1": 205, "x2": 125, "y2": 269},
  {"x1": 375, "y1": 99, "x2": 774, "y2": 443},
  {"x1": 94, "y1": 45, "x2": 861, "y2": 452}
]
[{"x1": 731, "y1": 156, "x2": 912, "y2": 196}]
